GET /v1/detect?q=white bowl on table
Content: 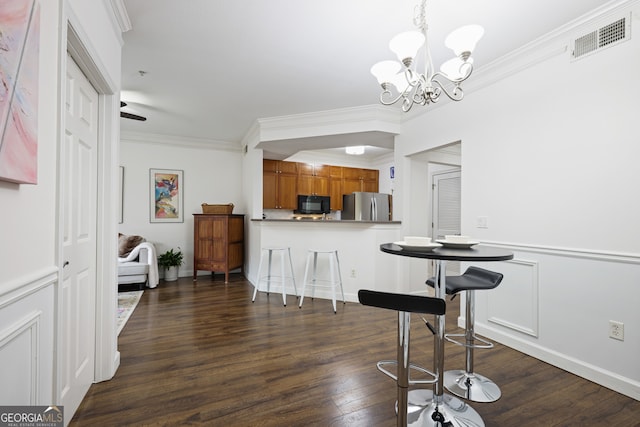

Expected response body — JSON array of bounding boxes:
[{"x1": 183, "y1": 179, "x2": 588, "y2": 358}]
[
  {"x1": 393, "y1": 236, "x2": 441, "y2": 252},
  {"x1": 438, "y1": 235, "x2": 479, "y2": 248},
  {"x1": 404, "y1": 236, "x2": 432, "y2": 246}
]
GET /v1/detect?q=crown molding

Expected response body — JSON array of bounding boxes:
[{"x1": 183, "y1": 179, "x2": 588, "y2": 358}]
[
  {"x1": 107, "y1": 0, "x2": 132, "y2": 32},
  {"x1": 241, "y1": 121, "x2": 261, "y2": 148},
  {"x1": 120, "y1": 131, "x2": 241, "y2": 152}
]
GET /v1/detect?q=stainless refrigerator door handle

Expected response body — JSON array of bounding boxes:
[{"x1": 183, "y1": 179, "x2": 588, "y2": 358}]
[{"x1": 372, "y1": 197, "x2": 377, "y2": 221}]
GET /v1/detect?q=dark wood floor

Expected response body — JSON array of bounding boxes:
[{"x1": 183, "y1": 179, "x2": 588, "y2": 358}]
[{"x1": 72, "y1": 275, "x2": 640, "y2": 426}]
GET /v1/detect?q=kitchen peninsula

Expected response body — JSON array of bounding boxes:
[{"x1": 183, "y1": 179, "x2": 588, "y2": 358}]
[{"x1": 251, "y1": 217, "x2": 402, "y2": 305}]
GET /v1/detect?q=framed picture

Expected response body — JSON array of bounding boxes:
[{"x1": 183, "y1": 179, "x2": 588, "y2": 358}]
[
  {"x1": 0, "y1": 0, "x2": 40, "y2": 184},
  {"x1": 150, "y1": 168, "x2": 183, "y2": 223}
]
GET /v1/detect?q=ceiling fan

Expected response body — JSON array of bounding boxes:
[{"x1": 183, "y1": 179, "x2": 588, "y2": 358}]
[{"x1": 120, "y1": 101, "x2": 147, "y2": 121}]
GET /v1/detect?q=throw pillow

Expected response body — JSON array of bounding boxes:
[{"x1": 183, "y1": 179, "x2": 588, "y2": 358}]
[{"x1": 118, "y1": 233, "x2": 145, "y2": 257}]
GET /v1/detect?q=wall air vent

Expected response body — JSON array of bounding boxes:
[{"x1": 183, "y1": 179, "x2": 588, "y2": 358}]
[{"x1": 572, "y1": 15, "x2": 629, "y2": 61}]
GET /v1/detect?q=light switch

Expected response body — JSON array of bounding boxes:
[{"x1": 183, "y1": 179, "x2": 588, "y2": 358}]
[{"x1": 476, "y1": 216, "x2": 488, "y2": 228}]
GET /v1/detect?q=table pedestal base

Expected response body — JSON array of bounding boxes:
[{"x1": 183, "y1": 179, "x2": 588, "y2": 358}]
[
  {"x1": 443, "y1": 370, "x2": 501, "y2": 403},
  {"x1": 404, "y1": 389, "x2": 485, "y2": 427}
]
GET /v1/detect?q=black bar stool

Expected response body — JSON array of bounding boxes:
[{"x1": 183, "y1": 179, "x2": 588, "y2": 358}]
[
  {"x1": 426, "y1": 266, "x2": 503, "y2": 403},
  {"x1": 358, "y1": 289, "x2": 446, "y2": 427}
]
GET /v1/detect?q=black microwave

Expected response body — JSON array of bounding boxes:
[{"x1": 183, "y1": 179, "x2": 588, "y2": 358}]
[{"x1": 296, "y1": 195, "x2": 330, "y2": 214}]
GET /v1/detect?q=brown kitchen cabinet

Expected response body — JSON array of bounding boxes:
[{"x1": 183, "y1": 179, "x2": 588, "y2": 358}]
[
  {"x1": 361, "y1": 168, "x2": 379, "y2": 192},
  {"x1": 263, "y1": 160, "x2": 298, "y2": 209},
  {"x1": 263, "y1": 160, "x2": 379, "y2": 211},
  {"x1": 297, "y1": 163, "x2": 329, "y2": 196},
  {"x1": 343, "y1": 167, "x2": 379, "y2": 195},
  {"x1": 329, "y1": 166, "x2": 344, "y2": 210},
  {"x1": 193, "y1": 214, "x2": 244, "y2": 283}
]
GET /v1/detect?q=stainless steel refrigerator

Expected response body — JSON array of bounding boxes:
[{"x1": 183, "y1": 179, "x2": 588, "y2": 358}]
[{"x1": 342, "y1": 192, "x2": 391, "y2": 221}]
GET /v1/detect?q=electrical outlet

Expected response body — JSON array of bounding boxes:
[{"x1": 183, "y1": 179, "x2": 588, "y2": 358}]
[
  {"x1": 609, "y1": 320, "x2": 624, "y2": 341},
  {"x1": 476, "y1": 216, "x2": 488, "y2": 228},
  {"x1": 350, "y1": 269, "x2": 356, "y2": 278}
]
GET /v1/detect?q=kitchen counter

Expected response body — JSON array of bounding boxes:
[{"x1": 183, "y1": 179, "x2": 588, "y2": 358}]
[
  {"x1": 249, "y1": 218, "x2": 402, "y2": 304},
  {"x1": 252, "y1": 218, "x2": 401, "y2": 224}
]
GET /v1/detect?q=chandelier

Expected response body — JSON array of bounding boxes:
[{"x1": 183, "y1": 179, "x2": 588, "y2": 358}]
[{"x1": 371, "y1": 0, "x2": 484, "y2": 112}]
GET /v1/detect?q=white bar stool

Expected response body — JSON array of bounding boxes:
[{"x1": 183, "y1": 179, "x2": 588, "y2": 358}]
[
  {"x1": 298, "y1": 249, "x2": 345, "y2": 313},
  {"x1": 252, "y1": 247, "x2": 297, "y2": 306}
]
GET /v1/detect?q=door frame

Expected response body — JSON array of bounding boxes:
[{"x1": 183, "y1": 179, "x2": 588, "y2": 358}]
[{"x1": 56, "y1": 15, "x2": 120, "y2": 404}]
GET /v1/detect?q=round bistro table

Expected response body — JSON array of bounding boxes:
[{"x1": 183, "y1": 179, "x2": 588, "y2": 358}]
[{"x1": 380, "y1": 243, "x2": 514, "y2": 427}]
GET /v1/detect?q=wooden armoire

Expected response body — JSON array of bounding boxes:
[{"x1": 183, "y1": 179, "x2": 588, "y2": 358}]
[{"x1": 193, "y1": 214, "x2": 244, "y2": 283}]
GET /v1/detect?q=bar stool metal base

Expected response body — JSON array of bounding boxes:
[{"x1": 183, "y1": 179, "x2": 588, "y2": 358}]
[
  {"x1": 443, "y1": 369, "x2": 501, "y2": 403},
  {"x1": 404, "y1": 389, "x2": 485, "y2": 427}
]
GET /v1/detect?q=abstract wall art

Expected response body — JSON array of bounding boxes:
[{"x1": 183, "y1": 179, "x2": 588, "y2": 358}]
[
  {"x1": 0, "y1": 0, "x2": 40, "y2": 184},
  {"x1": 150, "y1": 168, "x2": 184, "y2": 223}
]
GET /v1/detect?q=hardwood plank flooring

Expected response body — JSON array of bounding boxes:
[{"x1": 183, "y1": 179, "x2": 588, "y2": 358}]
[{"x1": 72, "y1": 275, "x2": 639, "y2": 426}]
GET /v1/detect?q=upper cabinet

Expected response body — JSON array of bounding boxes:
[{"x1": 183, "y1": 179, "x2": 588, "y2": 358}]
[
  {"x1": 343, "y1": 167, "x2": 379, "y2": 195},
  {"x1": 263, "y1": 160, "x2": 298, "y2": 210},
  {"x1": 297, "y1": 163, "x2": 330, "y2": 196},
  {"x1": 329, "y1": 166, "x2": 344, "y2": 210},
  {"x1": 263, "y1": 160, "x2": 379, "y2": 211}
]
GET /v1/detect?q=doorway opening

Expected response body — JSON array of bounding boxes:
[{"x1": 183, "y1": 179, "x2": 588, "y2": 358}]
[{"x1": 408, "y1": 141, "x2": 461, "y2": 276}]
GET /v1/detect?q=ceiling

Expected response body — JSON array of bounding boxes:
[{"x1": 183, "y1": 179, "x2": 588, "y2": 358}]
[{"x1": 120, "y1": 0, "x2": 608, "y2": 158}]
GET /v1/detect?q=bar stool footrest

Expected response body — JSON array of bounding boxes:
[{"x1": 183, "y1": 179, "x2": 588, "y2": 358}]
[
  {"x1": 444, "y1": 333, "x2": 494, "y2": 349},
  {"x1": 443, "y1": 369, "x2": 502, "y2": 403},
  {"x1": 376, "y1": 360, "x2": 438, "y2": 385}
]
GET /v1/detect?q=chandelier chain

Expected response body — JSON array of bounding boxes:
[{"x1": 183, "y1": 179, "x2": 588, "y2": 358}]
[{"x1": 413, "y1": 0, "x2": 427, "y2": 32}]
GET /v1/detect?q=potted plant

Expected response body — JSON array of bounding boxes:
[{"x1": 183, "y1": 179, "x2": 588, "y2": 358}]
[{"x1": 157, "y1": 247, "x2": 184, "y2": 281}]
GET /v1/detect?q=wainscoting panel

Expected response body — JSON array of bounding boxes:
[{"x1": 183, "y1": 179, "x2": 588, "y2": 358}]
[
  {"x1": 487, "y1": 258, "x2": 539, "y2": 337},
  {"x1": 0, "y1": 311, "x2": 41, "y2": 404},
  {"x1": 469, "y1": 243, "x2": 640, "y2": 400},
  {"x1": 0, "y1": 268, "x2": 56, "y2": 405}
]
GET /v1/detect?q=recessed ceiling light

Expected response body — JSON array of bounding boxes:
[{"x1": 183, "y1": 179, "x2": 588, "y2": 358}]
[{"x1": 345, "y1": 146, "x2": 365, "y2": 155}]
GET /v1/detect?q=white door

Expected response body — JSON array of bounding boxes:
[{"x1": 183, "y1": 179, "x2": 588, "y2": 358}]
[
  {"x1": 59, "y1": 53, "x2": 98, "y2": 417},
  {"x1": 432, "y1": 170, "x2": 461, "y2": 240}
]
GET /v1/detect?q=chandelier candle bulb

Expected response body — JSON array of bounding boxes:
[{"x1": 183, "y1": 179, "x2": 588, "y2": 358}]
[
  {"x1": 445, "y1": 25, "x2": 485, "y2": 57},
  {"x1": 371, "y1": 60, "x2": 402, "y2": 85},
  {"x1": 389, "y1": 31, "x2": 425, "y2": 64}
]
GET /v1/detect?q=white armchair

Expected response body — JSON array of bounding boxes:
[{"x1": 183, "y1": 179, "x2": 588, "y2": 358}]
[{"x1": 118, "y1": 234, "x2": 159, "y2": 290}]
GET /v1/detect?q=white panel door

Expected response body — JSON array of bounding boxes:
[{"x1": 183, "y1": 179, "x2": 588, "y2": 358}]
[
  {"x1": 432, "y1": 170, "x2": 461, "y2": 274},
  {"x1": 432, "y1": 170, "x2": 461, "y2": 239},
  {"x1": 60, "y1": 53, "x2": 98, "y2": 418}
]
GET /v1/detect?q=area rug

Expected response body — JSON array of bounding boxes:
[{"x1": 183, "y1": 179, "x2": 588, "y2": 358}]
[{"x1": 117, "y1": 290, "x2": 143, "y2": 336}]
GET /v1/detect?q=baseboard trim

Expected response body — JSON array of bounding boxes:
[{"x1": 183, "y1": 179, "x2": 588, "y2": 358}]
[{"x1": 463, "y1": 317, "x2": 640, "y2": 401}]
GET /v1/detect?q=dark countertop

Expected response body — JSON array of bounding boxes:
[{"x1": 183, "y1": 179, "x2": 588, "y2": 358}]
[{"x1": 252, "y1": 218, "x2": 401, "y2": 224}]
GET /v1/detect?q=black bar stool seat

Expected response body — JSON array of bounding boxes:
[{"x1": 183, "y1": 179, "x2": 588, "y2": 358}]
[
  {"x1": 426, "y1": 266, "x2": 503, "y2": 403},
  {"x1": 358, "y1": 290, "x2": 446, "y2": 427}
]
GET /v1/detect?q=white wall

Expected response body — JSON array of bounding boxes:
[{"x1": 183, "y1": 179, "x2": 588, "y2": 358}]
[
  {"x1": 395, "y1": 4, "x2": 640, "y2": 399},
  {"x1": 119, "y1": 135, "x2": 244, "y2": 277}
]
